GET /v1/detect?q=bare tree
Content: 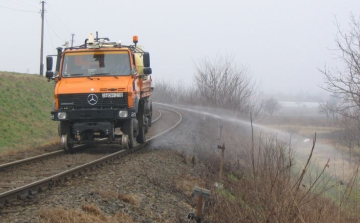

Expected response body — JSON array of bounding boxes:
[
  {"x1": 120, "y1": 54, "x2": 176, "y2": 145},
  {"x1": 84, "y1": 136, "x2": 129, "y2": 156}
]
[
  {"x1": 321, "y1": 14, "x2": 360, "y2": 121},
  {"x1": 151, "y1": 80, "x2": 180, "y2": 104},
  {"x1": 263, "y1": 97, "x2": 281, "y2": 115},
  {"x1": 152, "y1": 56, "x2": 262, "y2": 119},
  {"x1": 194, "y1": 56, "x2": 257, "y2": 114},
  {"x1": 321, "y1": 14, "x2": 360, "y2": 157},
  {"x1": 318, "y1": 96, "x2": 338, "y2": 119}
]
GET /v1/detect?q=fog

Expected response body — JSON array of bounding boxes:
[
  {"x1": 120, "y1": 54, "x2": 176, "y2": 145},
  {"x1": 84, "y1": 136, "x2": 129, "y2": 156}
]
[
  {"x1": 1, "y1": 0, "x2": 360, "y2": 96},
  {"x1": 153, "y1": 102, "x2": 358, "y2": 181}
]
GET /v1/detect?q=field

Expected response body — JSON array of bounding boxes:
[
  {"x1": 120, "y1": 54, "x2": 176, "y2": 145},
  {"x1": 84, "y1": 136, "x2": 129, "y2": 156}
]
[
  {"x1": 260, "y1": 105, "x2": 360, "y2": 208},
  {"x1": 0, "y1": 71, "x2": 58, "y2": 152}
]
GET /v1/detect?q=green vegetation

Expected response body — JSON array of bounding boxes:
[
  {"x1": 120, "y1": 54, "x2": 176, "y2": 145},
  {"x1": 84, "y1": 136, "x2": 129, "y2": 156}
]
[
  {"x1": 0, "y1": 71, "x2": 58, "y2": 152},
  {"x1": 227, "y1": 172, "x2": 239, "y2": 182},
  {"x1": 216, "y1": 187, "x2": 236, "y2": 201}
]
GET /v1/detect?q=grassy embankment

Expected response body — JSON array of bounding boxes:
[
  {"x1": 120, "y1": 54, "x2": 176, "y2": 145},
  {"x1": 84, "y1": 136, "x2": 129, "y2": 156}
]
[{"x1": 0, "y1": 71, "x2": 58, "y2": 153}]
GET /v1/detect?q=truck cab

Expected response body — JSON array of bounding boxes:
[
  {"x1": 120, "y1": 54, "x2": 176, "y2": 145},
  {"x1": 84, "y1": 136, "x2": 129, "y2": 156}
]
[{"x1": 46, "y1": 33, "x2": 153, "y2": 152}]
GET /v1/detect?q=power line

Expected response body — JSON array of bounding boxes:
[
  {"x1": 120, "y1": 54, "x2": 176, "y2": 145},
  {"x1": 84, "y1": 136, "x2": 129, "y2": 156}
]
[
  {"x1": 46, "y1": 2, "x2": 71, "y2": 33},
  {"x1": 12, "y1": 0, "x2": 39, "y2": 10},
  {"x1": 46, "y1": 20, "x2": 55, "y2": 50},
  {"x1": 45, "y1": 17, "x2": 64, "y2": 42},
  {"x1": 0, "y1": 5, "x2": 37, "y2": 13}
]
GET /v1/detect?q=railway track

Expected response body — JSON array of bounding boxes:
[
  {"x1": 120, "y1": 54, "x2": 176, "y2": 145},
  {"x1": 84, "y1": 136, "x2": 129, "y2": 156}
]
[
  {"x1": 0, "y1": 109, "x2": 162, "y2": 171},
  {"x1": 0, "y1": 107, "x2": 180, "y2": 208},
  {"x1": 0, "y1": 150, "x2": 63, "y2": 171}
]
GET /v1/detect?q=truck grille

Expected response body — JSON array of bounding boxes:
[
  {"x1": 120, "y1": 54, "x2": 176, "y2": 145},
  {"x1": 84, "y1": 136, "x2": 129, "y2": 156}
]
[{"x1": 58, "y1": 93, "x2": 128, "y2": 110}]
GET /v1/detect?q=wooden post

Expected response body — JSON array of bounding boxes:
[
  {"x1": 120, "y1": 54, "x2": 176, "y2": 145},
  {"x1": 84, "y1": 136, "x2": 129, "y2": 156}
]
[
  {"x1": 196, "y1": 192, "x2": 203, "y2": 221},
  {"x1": 217, "y1": 123, "x2": 225, "y2": 180},
  {"x1": 39, "y1": 1, "x2": 45, "y2": 76},
  {"x1": 218, "y1": 142, "x2": 225, "y2": 180},
  {"x1": 192, "y1": 187, "x2": 211, "y2": 222}
]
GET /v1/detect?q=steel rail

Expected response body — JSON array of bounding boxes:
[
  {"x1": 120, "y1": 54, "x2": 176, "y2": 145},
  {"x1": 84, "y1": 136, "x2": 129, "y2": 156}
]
[
  {"x1": 0, "y1": 109, "x2": 162, "y2": 171},
  {"x1": 0, "y1": 150, "x2": 63, "y2": 171},
  {"x1": 0, "y1": 108, "x2": 178, "y2": 207}
]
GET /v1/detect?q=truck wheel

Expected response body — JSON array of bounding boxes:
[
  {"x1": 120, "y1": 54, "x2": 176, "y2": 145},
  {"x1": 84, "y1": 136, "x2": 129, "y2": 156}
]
[
  {"x1": 123, "y1": 118, "x2": 135, "y2": 149},
  {"x1": 148, "y1": 115, "x2": 152, "y2": 128},
  {"x1": 136, "y1": 114, "x2": 146, "y2": 143},
  {"x1": 59, "y1": 122, "x2": 75, "y2": 153},
  {"x1": 61, "y1": 134, "x2": 75, "y2": 153},
  {"x1": 148, "y1": 104, "x2": 152, "y2": 128},
  {"x1": 145, "y1": 117, "x2": 149, "y2": 134},
  {"x1": 58, "y1": 121, "x2": 69, "y2": 136}
]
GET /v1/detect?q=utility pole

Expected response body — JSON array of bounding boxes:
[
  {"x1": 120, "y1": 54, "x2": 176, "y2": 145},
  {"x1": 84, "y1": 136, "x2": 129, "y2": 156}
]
[
  {"x1": 39, "y1": 1, "x2": 45, "y2": 76},
  {"x1": 71, "y1": 33, "x2": 75, "y2": 47}
]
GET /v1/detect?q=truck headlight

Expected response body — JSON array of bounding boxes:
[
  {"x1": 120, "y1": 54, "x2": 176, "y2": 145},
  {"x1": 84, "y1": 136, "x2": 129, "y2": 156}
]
[
  {"x1": 58, "y1": 112, "x2": 67, "y2": 120},
  {"x1": 119, "y1": 110, "x2": 128, "y2": 118}
]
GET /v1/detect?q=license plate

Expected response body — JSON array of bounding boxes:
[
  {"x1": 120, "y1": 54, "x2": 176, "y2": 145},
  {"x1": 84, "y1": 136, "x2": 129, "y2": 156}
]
[{"x1": 102, "y1": 93, "x2": 123, "y2": 98}]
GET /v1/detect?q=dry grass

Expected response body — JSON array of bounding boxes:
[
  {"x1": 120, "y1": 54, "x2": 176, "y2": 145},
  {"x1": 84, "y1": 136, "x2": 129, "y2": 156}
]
[
  {"x1": 175, "y1": 175, "x2": 205, "y2": 197},
  {"x1": 81, "y1": 203, "x2": 105, "y2": 218},
  {"x1": 92, "y1": 189, "x2": 118, "y2": 201},
  {"x1": 209, "y1": 138, "x2": 359, "y2": 222},
  {"x1": 260, "y1": 115, "x2": 330, "y2": 127},
  {"x1": 117, "y1": 193, "x2": 139, "y2": 206},
  {"x1": 93, "y1": 188, "x2": 139, "y2": 206},
  {"x1": 0, "y1": 140, "x2": 59, "y2": 160},
  {"x1": 268, "y1": 124, "x2": 336, "y2": 136},
  {"x1": 180, "y1": 116, "x2": 360, "y2": 223},
  {"x1": 175, "y1": 150, "x2": 197, "y2": 166},
  {"x1": 38, "y1": 204, "x2": 135, "y2": 223}
]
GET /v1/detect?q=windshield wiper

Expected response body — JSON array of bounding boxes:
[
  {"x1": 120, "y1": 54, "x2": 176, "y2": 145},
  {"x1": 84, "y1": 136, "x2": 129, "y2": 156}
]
[
  {"x1": 93, "y1": 73, "x2": 111, "y2": 76},
  {"x1": 69, "y1": 73, "x2": 84, "y2": 76},
  {"x1": 93, "y1": 73, "x2": 119, "y2": 78},
  {"x1": 87, "y1": 76, "x2": 100, "y2": 80}
]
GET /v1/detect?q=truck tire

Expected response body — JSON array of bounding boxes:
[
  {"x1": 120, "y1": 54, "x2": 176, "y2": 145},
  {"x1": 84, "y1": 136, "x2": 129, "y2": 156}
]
[
  {"x1": 148, "y1": 115, "x2": 152, "y2": 128},
  {"x1": 136, "y1": 114, "x2": 146, "y2": 143},
  {"x1": 148, "y1": 104, "x2": 152, "y2": 128},
  {"x1": 58, "y1": 121, "x2": 69, "y2": 136},
  {"x1": 145, "y1": 117, "x2": 149, "y2": 134},
  {"x1": 123, "y1": 118, "x2": 136, "y2": 149}
]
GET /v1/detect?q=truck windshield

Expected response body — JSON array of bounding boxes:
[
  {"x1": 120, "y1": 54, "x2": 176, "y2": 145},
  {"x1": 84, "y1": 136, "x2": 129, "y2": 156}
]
[{"x1": 61, "y1": 51, "x2": 131, "y2": 77}]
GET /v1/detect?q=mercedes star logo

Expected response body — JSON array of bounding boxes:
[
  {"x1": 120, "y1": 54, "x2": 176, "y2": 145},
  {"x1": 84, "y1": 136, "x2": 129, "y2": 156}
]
[{"x1": 87, "y1": 94, "x2": 98, "y2": 105}]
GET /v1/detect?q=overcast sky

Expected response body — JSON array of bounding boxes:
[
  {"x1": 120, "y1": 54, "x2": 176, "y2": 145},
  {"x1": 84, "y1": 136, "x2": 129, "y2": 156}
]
[{"x1": 1, "y1": 0, "x2": 360, "y2": 97}]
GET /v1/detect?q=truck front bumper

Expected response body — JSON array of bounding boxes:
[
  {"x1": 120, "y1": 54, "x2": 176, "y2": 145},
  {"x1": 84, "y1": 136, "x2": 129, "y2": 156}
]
[{"x1": 51, "y1": 108, "x2": 136, "y2": 121}]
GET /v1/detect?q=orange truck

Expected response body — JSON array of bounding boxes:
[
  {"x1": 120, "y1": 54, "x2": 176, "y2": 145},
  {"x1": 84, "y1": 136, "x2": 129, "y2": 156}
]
[{"x1": 45, "y1": 33, "x2": 153, "y2": 152}]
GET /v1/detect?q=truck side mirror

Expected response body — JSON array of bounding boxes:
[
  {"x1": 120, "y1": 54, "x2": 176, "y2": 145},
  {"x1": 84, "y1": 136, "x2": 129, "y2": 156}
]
[
  {"x1": 143, "y1": 67, "x2": 152, "y2": 75},
  {"x1": 46, "y1": 56, "x2": 53, "y2": 71},
  {"x1": 46, "y1": 71, "x2": 54, "y2": 79},
  {"x1": 143, "y1": 52, "x2": 150, "y2": 67},
  {"x1": 46, "y1": 56, "x2": 54, "y2": 79}
]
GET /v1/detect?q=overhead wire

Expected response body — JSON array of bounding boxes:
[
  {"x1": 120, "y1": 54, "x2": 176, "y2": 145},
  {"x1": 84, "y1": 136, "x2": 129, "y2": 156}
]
[
  {"x1": 46, "y1": 18, "x2": 55, "y2": 50},
  {"x1": 0, "y1": 5, "x2": 37, "y2": 13},
  {"x1": 10, "y1": 0, "x2": 39, "y2": 10},
  {"x1": 46, "y1": 2, "x2": 72, "y2": 34},
  {"x1": 45, "y1": 17, "x2": 64, "y2": 42}
]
